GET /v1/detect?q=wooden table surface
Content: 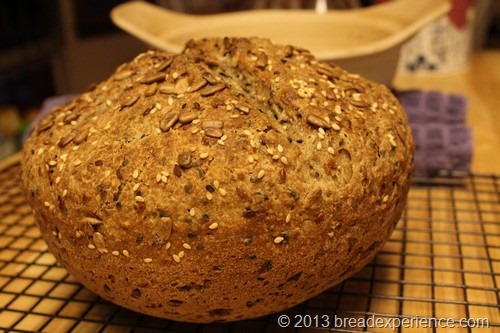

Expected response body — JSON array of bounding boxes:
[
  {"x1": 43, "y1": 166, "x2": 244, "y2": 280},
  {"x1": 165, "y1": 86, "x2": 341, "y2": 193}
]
[{"x1": 394, "y1": 50, "x2": 500, "y2": 175}]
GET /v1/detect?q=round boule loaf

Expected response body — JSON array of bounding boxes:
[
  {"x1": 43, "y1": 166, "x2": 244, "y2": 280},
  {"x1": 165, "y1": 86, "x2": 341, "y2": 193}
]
[{"x1": 21, "y1": 37, "x2": 414, "y2": 323}]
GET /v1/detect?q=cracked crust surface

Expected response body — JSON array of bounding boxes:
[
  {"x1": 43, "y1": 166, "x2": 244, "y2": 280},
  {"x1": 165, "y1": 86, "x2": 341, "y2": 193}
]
[{"x1": 21, "y1": 37, "x2": 413, "y2": 322}]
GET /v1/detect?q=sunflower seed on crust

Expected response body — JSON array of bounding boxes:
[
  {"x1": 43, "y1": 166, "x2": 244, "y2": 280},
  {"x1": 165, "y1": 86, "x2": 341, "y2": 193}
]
[
  {"x1": 160, "y1": 111, "x2": 180, "y2": 132},
  {"x1": 189, "y1": 78, "x2": 208, "y2": 93},
  {"x1": 348, "y1": 98, "x2": 370, "y2": 108},
  {"x1": 201, "y1": 120, "x2": 224, "y2": 130},
  {"x1": 204, "y1": 128, "x2": 224, "y2": 138},
  {"x1": 179, "y1": 111, "x2": 198, "y2": 124},
  {"x1": 155, "y1": 57, "x2": 173, "y2": 72},
  {"x1": 63, "y1": 112, "x2": 79, "y2": 124},
  {"x1": 121, "y1": 95, "x2": 139, "y2": 108},
  {"x1": 173, "y1": 77, "x2": 190, "y2": 95},
  {"x1": 306, "y1": 114, "x2": 331, "y2": 129},
  {"x1": 58, "y1": 132, "x2": 75, "y2": 147},
  {"x1": 235, "y1": 103, "x2": 251, "y2": 114},
  {"x1": 73, "y1": 128, "x2": 89, "y2": 145},
  {"x1": 38, "y1": 119, "x2": 54, "y2": 133},
  {"x1": 114, "y1": 70, "x2": 134, "y2": 81},
  {"x1": 199, "y1": 83, "x2": 226, "y2": 97},
  {"x1": 144, "y1": 82, "x2": 158, "y2": 97},
  {"x1": 140, "y1": 73, "x2": 166, "y2": 84},
  {"x1": 159, "y1": 83, "x2": 175, "y2": 94},
  {"x1": 315, "y1": 63, "x2": 338, "y2": 78},
  {"x1": 202, "y1": 72, "x2": 217, "y2": 85}
]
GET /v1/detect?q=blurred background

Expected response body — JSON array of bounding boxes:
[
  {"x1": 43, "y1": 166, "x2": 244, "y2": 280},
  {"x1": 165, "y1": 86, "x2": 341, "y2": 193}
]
[{"x1": 0, "y1": 0, "x2": 499, "y2": 161}]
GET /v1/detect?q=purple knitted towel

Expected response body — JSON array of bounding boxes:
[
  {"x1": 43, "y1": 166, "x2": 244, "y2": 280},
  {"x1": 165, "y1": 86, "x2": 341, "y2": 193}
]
[{"x1": 398, "y1": 90, "x2": 472, "y2": 177}]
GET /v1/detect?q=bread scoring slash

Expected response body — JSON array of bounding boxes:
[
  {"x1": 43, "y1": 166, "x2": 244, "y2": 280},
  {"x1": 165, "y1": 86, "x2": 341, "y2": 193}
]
[{"x1": 21, "y1": 37, "x2": 414, "y2": 323}]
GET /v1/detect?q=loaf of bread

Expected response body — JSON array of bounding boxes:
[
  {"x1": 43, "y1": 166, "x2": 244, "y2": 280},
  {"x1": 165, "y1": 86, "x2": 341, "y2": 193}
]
[{"x1": 21, "y1": 37, "x2": 413, "y2": 323}]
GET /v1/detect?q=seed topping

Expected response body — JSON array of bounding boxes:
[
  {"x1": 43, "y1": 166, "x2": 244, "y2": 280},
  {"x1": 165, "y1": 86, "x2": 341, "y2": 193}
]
[
  {"x1": 173, "y1": 77, "x2": 189, "y2": 94},
  {"x1": 201, "y1": 120, "x2": 224, "y2": 130},
  {"x1": 73, "y1": 128, "x2": 89, "y2": 145},
  {"x1": 159, "y1": 84, "x2": 175, "y2": 94},
  {"x1": 178, "y1": 152, "x2": 192, "y2": 168},
  {"x1": 307, "y1": 114, "x2": 331, "y2": 129},
  {"x1": 315, "y1": 63, "x2": 338, "y2": 78},
  {"x1": 388, "y1": 133, "x2": 397, "y2": 147},
  {"x1": 189, "y1": 78, "x2": 208, "y2": 93},
  {"x1": 204, "y1": 128, "x2": 224, "y2": 139},
  {"x1": 173, "y1": 164, "x2": 182, "y2": 177},
  {"x1": 58, "y1": 133, "x2": 75, "y2": 148},
  {"x1": 348, "y1": 97, "x2": 370, "y2": 108},
  {"x1": 279, "y1": 168, "x2": 287, "y2": 183},
  {"x1": 114, "y1": 70, "x2": 135, "y2": 81},
  {"x1": 202, "y1": 72, "x2": 217, "y2": 84},
  {"x1": 141, "y1": 73, "x2": 166, "y2": 84},
  {"x1": 81, "y1": 216, "x2": 102, "y2": 225},
  {"x1": 274, "y1": 236, "x2": 285, "y2": 244},
  {"x1": 160, "y1": 111, "x2": 180, "y2": 132},
  {"x1": 179, "y1": 111, "x2": 198, "y2": 124},
  {"x1": 235, "y1": 103, "x2": 251, "y2": 114},
  {"x1": 93, "y1": 232, "x2": 106, "y2": 249},
  {"x1": 121, "y1": 95, "x2": 139, "y2": 108},
  {"x1": 255, "y1": 53, "x2": 268, "y2": 68},
  {"x1": 144, "y1": 82, "x2": 158, "y2": 97},
  {"x1": 199, "y1": 83, "x2": 226, "y2": 97},
  {"x1": 155, "y1": 57, "x2": 173, "y2": 72},
  {"x1": 38, "y1": 119, "x2": 54, "y2": 133}
]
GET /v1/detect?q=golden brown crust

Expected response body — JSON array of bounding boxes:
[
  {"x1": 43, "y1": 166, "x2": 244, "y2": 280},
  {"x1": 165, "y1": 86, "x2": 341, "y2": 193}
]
[{"x1": 21, "y1": 37, "x2": 413, "y2": 322}]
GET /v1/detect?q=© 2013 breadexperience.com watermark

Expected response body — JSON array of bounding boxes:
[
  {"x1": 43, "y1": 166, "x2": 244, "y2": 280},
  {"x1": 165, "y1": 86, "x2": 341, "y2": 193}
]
[{"x1": 276, "y1": 314, "x2": 490, "y2": 330}]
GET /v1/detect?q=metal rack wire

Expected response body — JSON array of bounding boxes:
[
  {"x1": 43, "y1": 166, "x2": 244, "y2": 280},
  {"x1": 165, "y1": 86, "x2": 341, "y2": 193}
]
[{"x1": 0, "y1": 157, "x2": 498, "y2": 333}]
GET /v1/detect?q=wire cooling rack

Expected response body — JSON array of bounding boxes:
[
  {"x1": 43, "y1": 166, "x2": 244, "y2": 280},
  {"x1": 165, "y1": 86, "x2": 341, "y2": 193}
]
[{"x1": 0, "y1": 155, "x2": 498, "y2": 333}]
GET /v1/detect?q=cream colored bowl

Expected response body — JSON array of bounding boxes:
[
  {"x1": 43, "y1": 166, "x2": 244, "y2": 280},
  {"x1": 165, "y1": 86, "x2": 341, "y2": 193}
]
[{"x1": 111, "y1": 0, "x2": 450, "y2": 85}]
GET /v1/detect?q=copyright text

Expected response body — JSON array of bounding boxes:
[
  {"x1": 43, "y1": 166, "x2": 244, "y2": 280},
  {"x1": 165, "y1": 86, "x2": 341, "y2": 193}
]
[{"x1": 276, "y1": 314, "x2": 490, "y2": 330}]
